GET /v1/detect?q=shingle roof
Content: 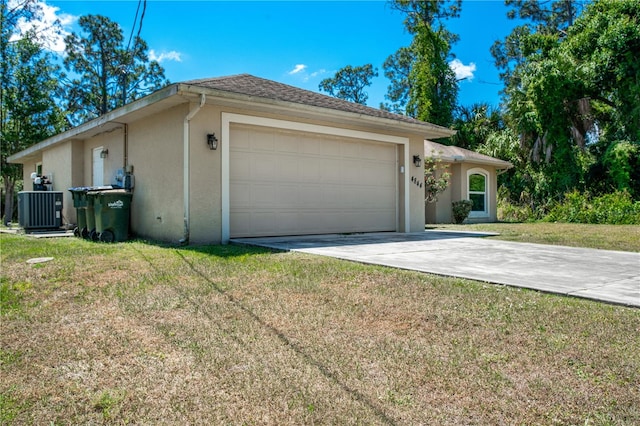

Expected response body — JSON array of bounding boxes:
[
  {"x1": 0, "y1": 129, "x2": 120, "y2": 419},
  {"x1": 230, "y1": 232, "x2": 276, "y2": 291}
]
[
  {"x1": 183, "y1": 74, "x2": 450, "y2": 130},
  {"x1": 425, "y1": 140, "x2": 513, "y2": 169}
]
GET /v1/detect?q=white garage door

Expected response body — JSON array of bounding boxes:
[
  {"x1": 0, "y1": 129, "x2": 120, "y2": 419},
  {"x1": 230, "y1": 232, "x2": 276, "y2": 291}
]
[{"x1": 230, "y1": 124, "x2": 397, "y2": 238}]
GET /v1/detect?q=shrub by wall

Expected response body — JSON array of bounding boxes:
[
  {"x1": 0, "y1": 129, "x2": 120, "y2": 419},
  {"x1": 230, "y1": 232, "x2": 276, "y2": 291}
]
[{"x1": 545, "y1": 191, "x2": 640, "y2": 225}]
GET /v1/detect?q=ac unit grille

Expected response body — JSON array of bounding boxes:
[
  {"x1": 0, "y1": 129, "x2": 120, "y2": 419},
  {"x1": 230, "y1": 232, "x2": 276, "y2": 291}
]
[{"x1": 18, "y1": 191, "x2": 63, "y2": 230}]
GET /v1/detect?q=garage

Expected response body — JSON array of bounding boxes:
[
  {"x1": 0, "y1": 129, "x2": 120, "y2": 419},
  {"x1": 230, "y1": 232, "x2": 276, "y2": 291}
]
[
  {"x1": 229, "y1": 123, "x2": 398, "y2": 238},
  {"x1": 10, "y1": 74, "x2": 455, "y2": 245}
]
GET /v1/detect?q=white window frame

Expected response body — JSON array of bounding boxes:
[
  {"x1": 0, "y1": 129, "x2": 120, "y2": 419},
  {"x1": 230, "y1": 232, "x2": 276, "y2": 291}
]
[{"x1": 467, "y1": 168, "x2": 489, "y2": 218}]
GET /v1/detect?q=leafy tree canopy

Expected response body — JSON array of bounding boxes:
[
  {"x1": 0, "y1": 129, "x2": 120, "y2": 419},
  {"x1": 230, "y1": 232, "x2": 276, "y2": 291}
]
[
  {"x1": 62, "y1": 14, "x2": 169, "y2": 125},
  {"x1": 383, "y1": 0, "x2": 460, "y2": 127},
  {"x1": 1, "y1": 0, "x2": 66, "y2": 224},
  {"x1": 491, "y1": 0, "x2": 640, "y2": 206},
  {"x1": 318, "y1": 64, "x2": 378, "y2": 104}
]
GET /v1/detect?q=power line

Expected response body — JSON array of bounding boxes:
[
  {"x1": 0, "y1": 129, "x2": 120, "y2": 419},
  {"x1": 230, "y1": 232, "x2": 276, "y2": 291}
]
[{"x1": 121, "y1": 0, "x2": 146, "y2": 105}]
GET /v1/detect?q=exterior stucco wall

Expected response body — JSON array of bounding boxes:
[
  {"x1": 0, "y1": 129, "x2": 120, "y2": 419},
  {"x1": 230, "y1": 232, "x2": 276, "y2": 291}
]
[
  {"x1": 83, "y1": 128, "x2": 124, "y2": 187},
  {"x1": 21, "y1": 160, "x2": 39, "y2": 185},
  {"x1": 126, "y1": 104, "x2": 186, "y2": 242},
  {"x1": 407, "y1": 135, "x2": 426, "y2": 232},
  {"x1": 189, "y1": 105, "x2": 223, "y2": 244},
  {"x1": 41, "y1": 140, "x2": 84, "y2": 225},
  {"x1": 425, "y1": 165, "x2": 454, "y2": 224},
  {"x1": 425, "y1": 161, "x2": 500, "y2": 224}
]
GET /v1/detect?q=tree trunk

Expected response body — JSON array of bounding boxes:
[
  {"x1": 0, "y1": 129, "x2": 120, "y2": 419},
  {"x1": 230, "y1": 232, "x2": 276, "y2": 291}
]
[{"x1": 3, "y1": 176, "x2": 16, "y2": 226}]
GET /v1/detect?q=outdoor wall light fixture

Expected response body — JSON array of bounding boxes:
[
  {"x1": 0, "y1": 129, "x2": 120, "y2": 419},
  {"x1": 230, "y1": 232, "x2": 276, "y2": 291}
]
[
  {"x1": 413, "y1": 154, "x2": 422, "y2": 168},
  {"x1": 207, "y1": 133, "x2": 219, "y2": 150},
  {"x1": 100, "y1": 149, "x2": 109, "y2": 159}
]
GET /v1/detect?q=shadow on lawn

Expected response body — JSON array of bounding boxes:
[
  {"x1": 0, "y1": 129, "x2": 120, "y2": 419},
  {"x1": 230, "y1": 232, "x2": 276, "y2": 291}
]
[
  {"x1": 178, "y1": 243, "x2": 278, "y2": 258},
  {"x1": 171, "y1": 250, "x2": 398, "y2": 425},
  {"x1": 134, "y1": 238, "x2": 279, "y2": 259}
]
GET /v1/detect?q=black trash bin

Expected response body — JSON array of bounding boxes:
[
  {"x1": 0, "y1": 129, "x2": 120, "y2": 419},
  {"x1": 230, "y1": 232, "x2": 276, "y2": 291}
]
[
  {"x1": 92, "y1": 189, "x2": 133, "y2": 242},
  {"x1": 68, "y1": 187, "x2": 90, "y2": 238}
]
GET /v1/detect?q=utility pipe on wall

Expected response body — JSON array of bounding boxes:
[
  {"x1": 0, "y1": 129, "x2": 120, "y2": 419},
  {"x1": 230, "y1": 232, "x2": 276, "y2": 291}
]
[
  {"x1": 180, "y1": 93, "x2": 206, "y2": 244},
  {"x1": 123, "y1": 123, "x2": 128, "y2": 169}
]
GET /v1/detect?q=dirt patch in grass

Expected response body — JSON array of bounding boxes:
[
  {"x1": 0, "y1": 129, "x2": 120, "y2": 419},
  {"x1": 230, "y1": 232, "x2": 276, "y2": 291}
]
[{"x1": 1, "y1": 234, "x2": 639, "y2": 424}]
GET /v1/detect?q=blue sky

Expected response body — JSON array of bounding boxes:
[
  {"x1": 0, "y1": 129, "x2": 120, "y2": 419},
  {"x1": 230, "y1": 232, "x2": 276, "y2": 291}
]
[{"x1": 23, "y1": 0, "x2": 519, "y2": 110}]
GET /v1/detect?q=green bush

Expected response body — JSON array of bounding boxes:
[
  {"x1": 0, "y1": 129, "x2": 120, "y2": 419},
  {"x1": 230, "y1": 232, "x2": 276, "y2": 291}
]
[
  {"x1": 545, "y1": 191, "x2": 640, "y2": 224},
  {"x1": 452, "y1": 200, "x2": 473, "y2": 224}
]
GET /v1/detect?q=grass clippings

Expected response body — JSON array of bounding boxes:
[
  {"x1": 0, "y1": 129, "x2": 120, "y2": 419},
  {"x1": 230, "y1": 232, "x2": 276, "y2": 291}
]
[{"x1": 1, "y1": 233, "x2": 639, "y2": 425}]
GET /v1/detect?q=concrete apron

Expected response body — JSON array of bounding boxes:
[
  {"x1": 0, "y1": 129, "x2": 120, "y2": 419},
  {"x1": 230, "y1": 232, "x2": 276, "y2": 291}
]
[{"x1": 231, "y1": 231, "x2": 640, "y2": 308}]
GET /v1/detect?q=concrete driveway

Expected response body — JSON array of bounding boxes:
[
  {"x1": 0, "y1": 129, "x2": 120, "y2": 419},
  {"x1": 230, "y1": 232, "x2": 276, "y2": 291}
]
[{"x1": 231, "y1": 231, "x2": 640, "y2": 308}]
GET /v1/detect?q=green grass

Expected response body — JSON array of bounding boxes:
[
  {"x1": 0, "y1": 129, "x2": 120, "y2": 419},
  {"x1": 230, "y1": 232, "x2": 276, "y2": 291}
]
[
  {"x1": 1, "y1": 232, "x2": 639, "y2": 424},
  {"x1": 432, "y1": 222, "x2": 640, "y2": 252}
]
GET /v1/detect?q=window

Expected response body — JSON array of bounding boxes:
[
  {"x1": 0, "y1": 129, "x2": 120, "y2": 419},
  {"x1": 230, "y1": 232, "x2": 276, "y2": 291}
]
[{"x1": 467, "y1": 169, "x2": 488, "y2": 217}]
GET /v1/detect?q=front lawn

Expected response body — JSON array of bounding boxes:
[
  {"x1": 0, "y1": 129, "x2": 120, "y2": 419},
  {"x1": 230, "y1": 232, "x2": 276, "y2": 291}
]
[
  {"x1": 1, "y1": 233, "x2": 639, "y2": 424},
  {"x1": 432, "y1": 222, "x2": 640, "y2": 252}
]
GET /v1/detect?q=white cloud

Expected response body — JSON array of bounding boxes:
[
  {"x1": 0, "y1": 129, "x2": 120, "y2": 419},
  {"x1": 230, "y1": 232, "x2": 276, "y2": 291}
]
[
  {"x1": 288, "y1": 64, "x2": 307, "y2": 75},
  {"x1": 310, "y1": 69, "x2": 328, "y2": 78},
  {"x1": 10, "y1": 0, "x2": 76, "y2": 52},
  {"x1": 449, "y1": 59, "x2": 476, "y2": 81},
  {"x1": 149, "y1": 49, "x2": 182, "y2": 63}
]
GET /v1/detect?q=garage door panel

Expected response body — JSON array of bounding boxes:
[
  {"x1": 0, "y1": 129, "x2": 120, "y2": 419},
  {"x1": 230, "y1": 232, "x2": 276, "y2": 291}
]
[
  {"x1": 301, "y1": 137, "x2": 323, "y2": 155},
  {"x1": 321, "y1": 139, "x2": 342, "y2": 157},
  {"x1": 252, "y1": 184, "x2": 279, "y2": 207},
  {"x1": 232, "y1": 127, "x2": 251, "y2": 149},
  {"x1": 340, "y1": 160, "x2": 362, "y2": 182},
  {"x1": 362, "y1": 163, "x2": 395, "y2": 184},
  {"x1": 365, "y1": 143, "x2": 394, "y2": 160},
  {"x1": 341, "y1": 141, "x2": 362, "y2": 158},
  {"x1": 277, "y1": 157, "x2": 299, "y2": 181},
  {"x1": 230, "y1": 155, "x2": 251, "y2": 179},
  {"x1": 230, "y1": 182, "x2": 251, "y2": 208},
  {"x1": 230, "y1": 124, "x2": 397, "y2": 238},
  {"x1": 275, "y1": 134, "x2": 298, "y2": 153},
  {"x1": 252, "y1": 154, "x2": 279, "y2": 180},
  {"x1": 319, "y1": 159, "x2": 342, "y2": 183},
  {"x1": 276, "y1": 184, "x2": 302, "y2": 207},
  {"x1": 231, "y1": 211, "x2": 252, "y2": 233},
  {"x1": 249, "y1": 130, "x2": 275, "y2": 152},
  {"x1": 299, "y1": 157, "x2": 321, "y2": 182}
]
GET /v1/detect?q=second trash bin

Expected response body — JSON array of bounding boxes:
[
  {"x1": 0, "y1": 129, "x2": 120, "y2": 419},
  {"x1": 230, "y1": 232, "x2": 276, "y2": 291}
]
[
  {"x1": 68, "y1": 187, "x2": 90, "y2": 238},
  {"x1": 92, "y1": 189, "x2": 133, "y2": 242}
]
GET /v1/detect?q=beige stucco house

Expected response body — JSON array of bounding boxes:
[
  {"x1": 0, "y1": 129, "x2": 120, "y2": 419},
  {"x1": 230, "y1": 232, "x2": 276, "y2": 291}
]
[
  {"x1": 424, "y1": 140, "x2": 513, "y2": 224},
  {"x1": 8, "y1": 74, "x2": 457, "y2": 244}
]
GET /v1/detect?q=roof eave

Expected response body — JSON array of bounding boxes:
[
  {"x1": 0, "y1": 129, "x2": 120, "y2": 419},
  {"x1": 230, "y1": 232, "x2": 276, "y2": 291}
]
[
  {"x1": 8, "y1": 84, "x2": 180, "y2": 163},
  {"x1": 9, "y1": 82, "x2": 455, "y2": 164},
  {"x1": 434, "y1": 154, "x2": 513, "y2": 169},
  {"x1": 176, "y1": 83, "x2": 456, "y2": 140}
]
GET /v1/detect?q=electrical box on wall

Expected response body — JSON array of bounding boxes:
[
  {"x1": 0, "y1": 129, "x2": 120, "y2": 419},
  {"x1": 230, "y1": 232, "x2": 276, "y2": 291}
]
[{"x1": 114, "y1": 168, "x2": 135, "y2": 190}]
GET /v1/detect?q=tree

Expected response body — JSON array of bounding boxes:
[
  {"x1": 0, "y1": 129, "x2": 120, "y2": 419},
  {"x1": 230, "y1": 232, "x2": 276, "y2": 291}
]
[
  {"x1": 62, "y1": 14, "x2": 168, "y2": 125},
  {"x1": 380, "y1": 46, "x2": 412, "y2": 113},
  {"x1": 383, "y1": 0, "x2": 461, "y2": 127},
  {"x1": 318, "y1": 64, "x2": 378, "y2": 104},
  {"x1": 1, "y1": 0, "x2": 65, "y2": 225},
  {"x1": 450, "y1": 103, "x2": 503, "y2": 150},
  {"x1": 423, "y1": 154, "x2": 451, "y2": 203},
  {"x1": 491, "y1": 0, "x2": 582, "y2": 91},
  {"x1": 491, "y1": 0, "x2": 640, "y2": 208}
]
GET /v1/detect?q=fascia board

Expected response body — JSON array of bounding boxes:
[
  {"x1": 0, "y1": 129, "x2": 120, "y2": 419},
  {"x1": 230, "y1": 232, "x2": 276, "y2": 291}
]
[
  {"x1": 176, "y1": 84, "x2": 456, "y2": 140},
  {"x1": 8, "y1": 84, "x2": 179, "y2": 163}
]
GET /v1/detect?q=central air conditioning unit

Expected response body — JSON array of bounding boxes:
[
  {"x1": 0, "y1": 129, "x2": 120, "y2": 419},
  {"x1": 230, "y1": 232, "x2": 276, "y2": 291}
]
[{"x1": 18, "y1": 191, "x2": 63, "y2": 231}]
